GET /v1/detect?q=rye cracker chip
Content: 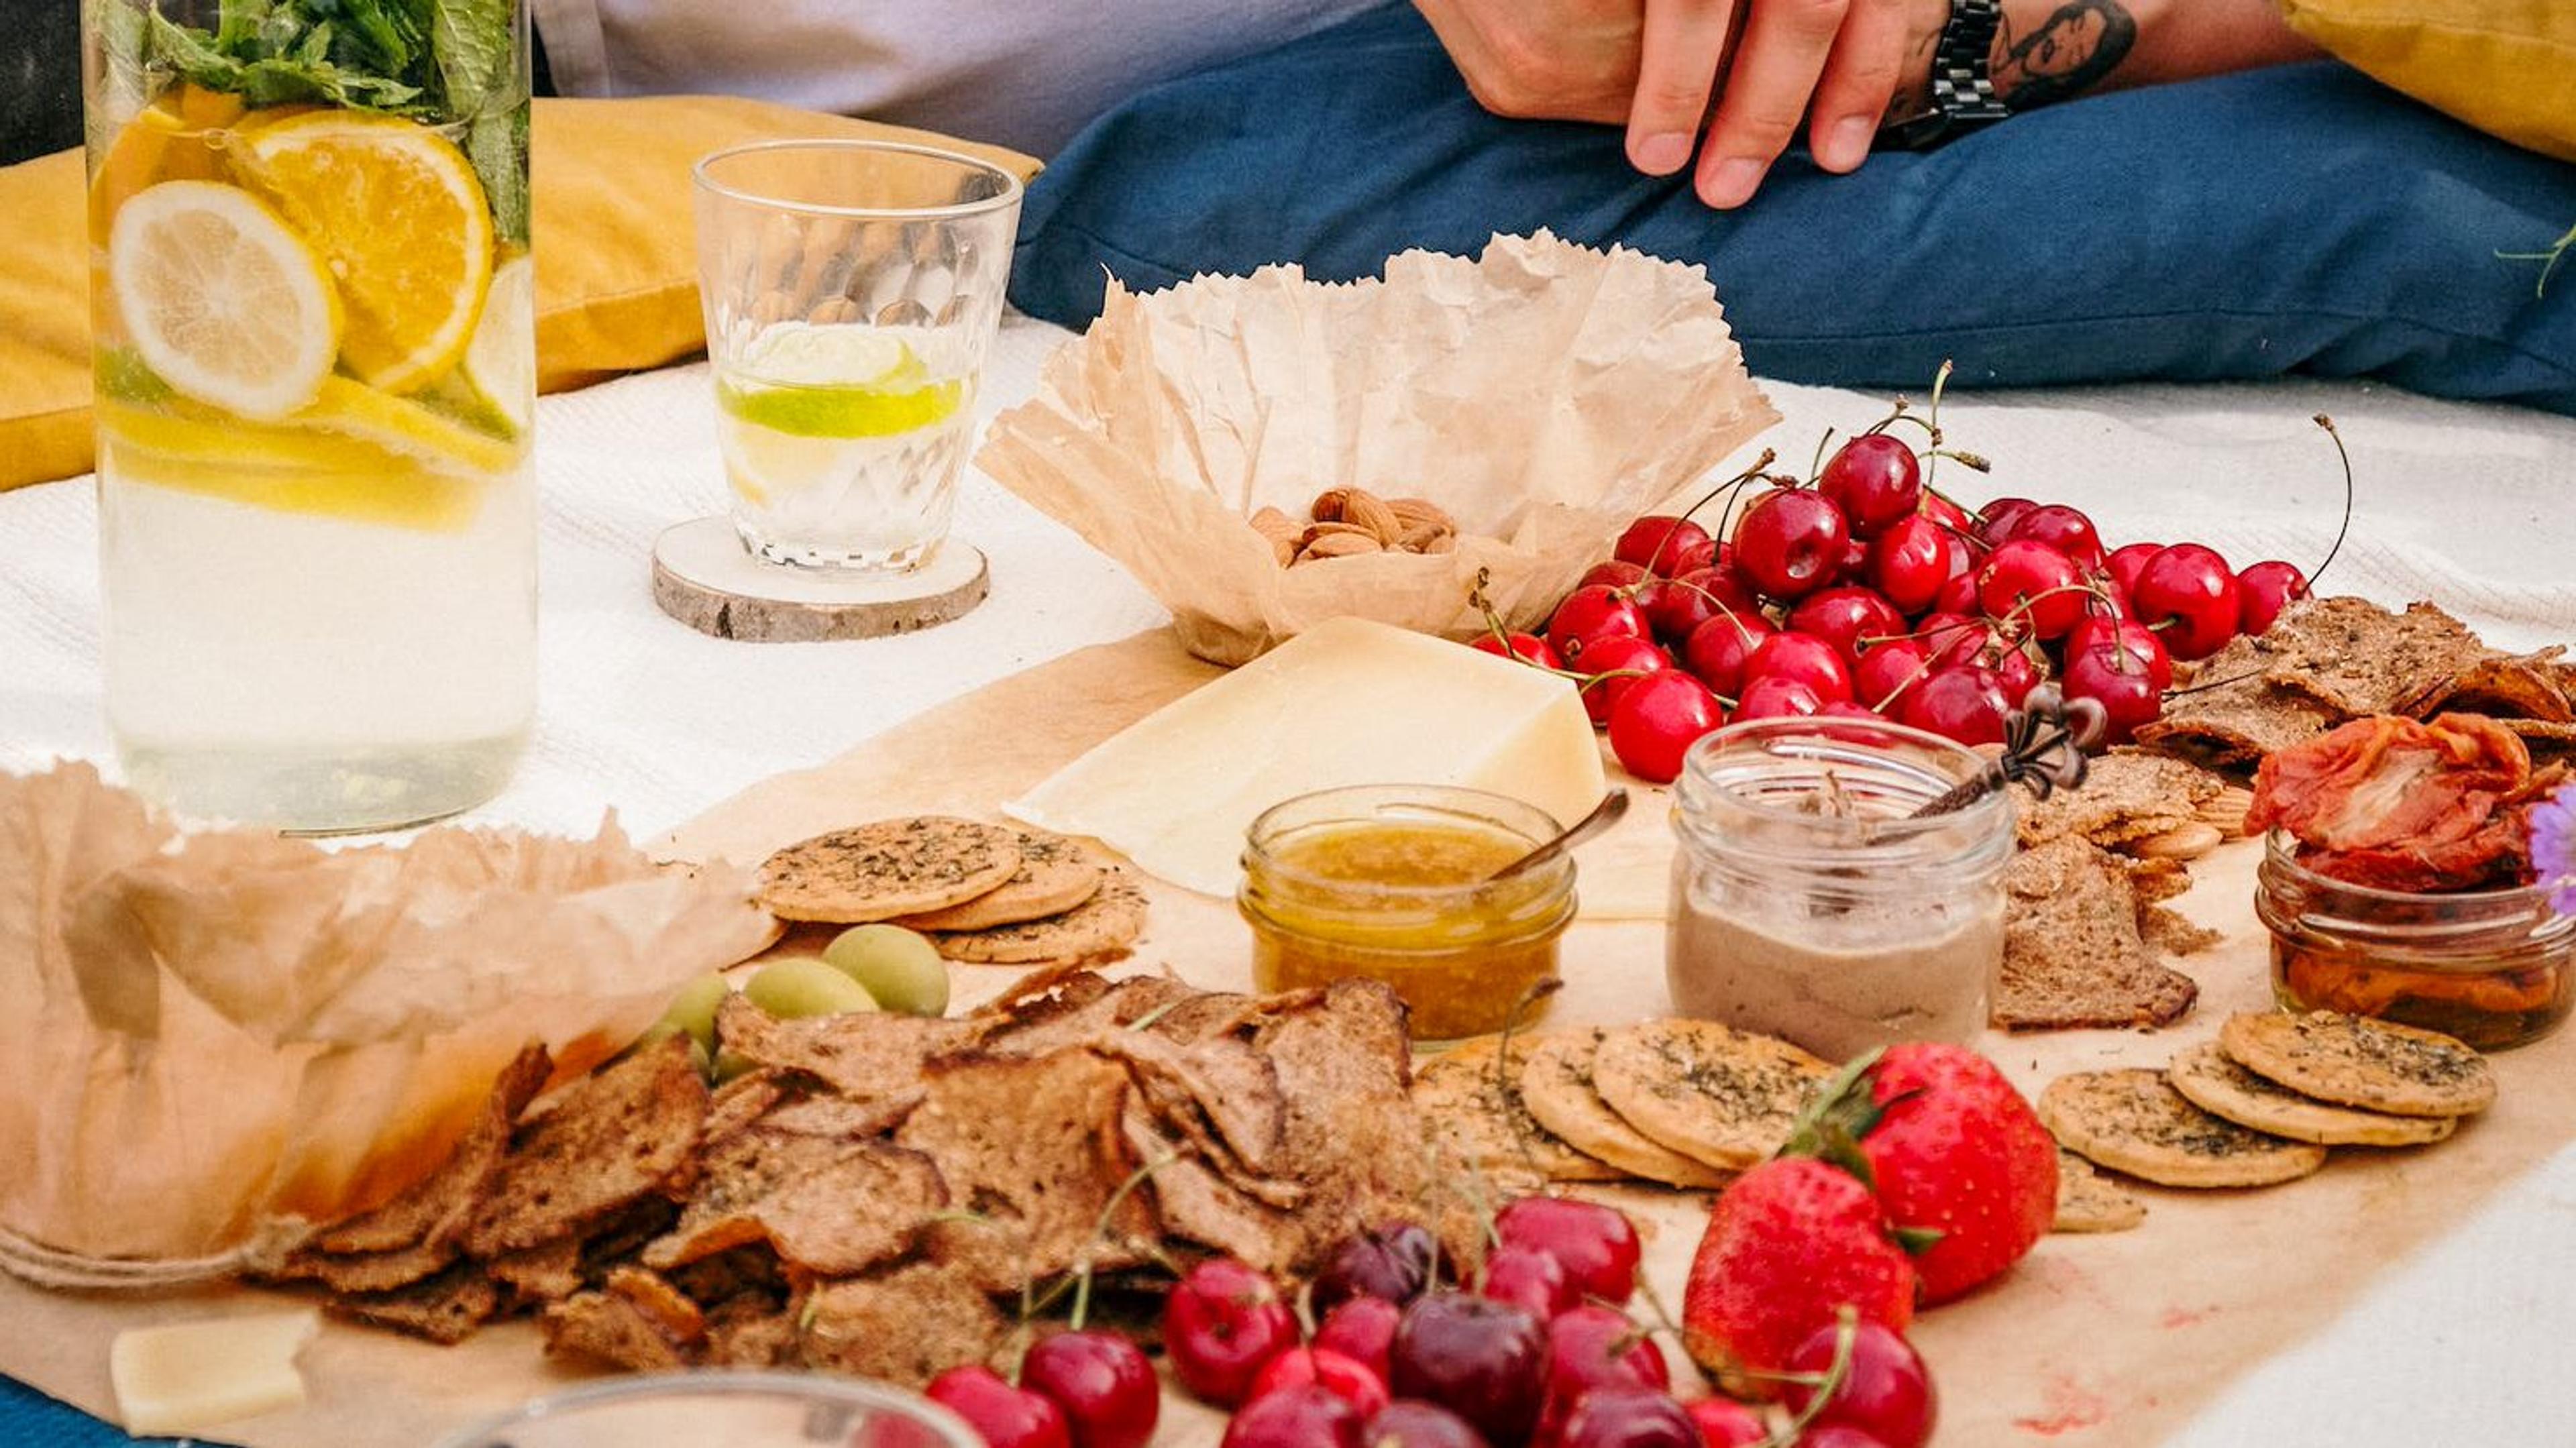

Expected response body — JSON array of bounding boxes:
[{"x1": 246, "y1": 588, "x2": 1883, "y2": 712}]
[
  {"x1": 1519, "y1": 1029, "x2": 1729, "y2": 1189},
  {"x1": 2140, "y1": 905, "x2": 2225, "y2": 958},
  {"x1": 2051, "y1": 1149, "x2": 2147, "y2": 1233},
  {"x1": 2218, "y1": 1011, "x2": 2496, "y2": 1118},
  {"x1": 1997, "y1": 838, "x2": 2198, "y2": 1031},
  {"x1": 328, "y1": 1260, "x2": 502, "y2": 1345},
  {"x1": 1413, "y1": 1033, "x2": 1623, "y2": 1187},
  {"x1": 758, "y1": 817, "x2": 1023, "y2": 924},
  {"x1": 2447, "y1": 649, "x2": 2574, "y2": 723},
  {"x1": 1122, "y1": 1101, "x2": 1306, "y2": 1274},
  {"x1": 2167, "y1": 1041, "x2": 2457, "y2": 1147},
  {"x1": 461, "y1": 1035, "x2": 708, "y2": 1256},
  {"x1": 2017, "y1": 751, "x2": 2222, "y2": 850},
  {"x1": 2039, "y1": 1069, "x2": 2326, "y2": 1189},
  {"x1": 645, "y1": 1131, "x2": 947, "y2": 1276},
  {"x1": 1590, "y1": 1019, "x2": 1831, "y2": 1172},
  {"x1": 268, "y1": 1237, "x2": 457, "y2": 1295},
  {"x1": 895, "y1": 830, "x2": 1105, "y2": 932},
  {"x1": 894, "y1": 1047, "x2": 1150, "y2": 1292},
  {"x1": 714, "y1": 992, "x2": 985, "y2": 1101},
  {"x1": 796, "y1": 1262, "x2": 1012, "y2": 1387},
  {"x1": 2265, "y1": 597, "x2": 2487, "y2": 719},
  {"x1": 485, "y1": 1237, "x2": 585, "y2": 1304},
  {"x1": 928, "y1": 869, "x2": 1148, "y2": 966},
  {"x1": 541, "y1": 1268, "x2": 706, "y2": 1370},
  {"x1": 315, "y1": 1044, "x2": 553, "y2": 1255}
]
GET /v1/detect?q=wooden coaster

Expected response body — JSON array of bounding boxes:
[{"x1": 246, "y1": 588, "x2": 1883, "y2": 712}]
[{"x1": 651, "y1": 516, "x2": 989, "y2": 643}]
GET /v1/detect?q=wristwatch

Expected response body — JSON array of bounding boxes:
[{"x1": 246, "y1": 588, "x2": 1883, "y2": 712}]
[{"x1": 1884, "y1": 0, "x2": 2012, "y2": 150}]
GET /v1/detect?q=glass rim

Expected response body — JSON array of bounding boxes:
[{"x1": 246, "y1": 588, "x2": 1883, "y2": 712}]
[
  {"x1": 429, "y1": 1369, "x2": 981, "y2": 1448},
  {"x1": 690, "y1": 138, "x2": 1026, "y2": 220},
  {"x1": 1240, "y1": 782, "x2": 1574, "y2": 906},
  {"x1": 1676, "y1": 715, "x2": 2013, "y2": 838},
  {"x1": 2260, "y1": 828, "x2": 2565, "y2": 911}
]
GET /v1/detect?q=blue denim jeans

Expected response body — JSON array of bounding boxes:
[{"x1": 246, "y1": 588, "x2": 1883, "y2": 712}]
[{"x1": 1013, "y1": 3, "x2": 2576, "y2": 414}]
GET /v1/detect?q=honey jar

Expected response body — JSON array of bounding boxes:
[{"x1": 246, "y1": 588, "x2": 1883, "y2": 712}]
[{"x1": 1238, "y1": 784, "x2": 1577, "y2": 1040}]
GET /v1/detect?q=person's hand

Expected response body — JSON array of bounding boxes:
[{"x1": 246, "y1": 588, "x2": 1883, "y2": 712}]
[
  {"x1": 1415, "y1": 0, "x2": 1948, "y2": 209},
  {"x1": 1631, "y1": 0, "x2": 1948, "y2": 207}
]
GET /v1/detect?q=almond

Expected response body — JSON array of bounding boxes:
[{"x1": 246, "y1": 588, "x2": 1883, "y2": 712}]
[
  {"x1": 1387, "y1": 497, "x2": 1455, "y2": 532},
  {"x1": 2199, "y1": 787, "x2": 2255, "y2": 838},
  {"x1": 1297, "y1": 532, "x2": 1383, "y2": 563},
  {"x1": 2133, "y1": 822, "x2": 2224, "y2": 861},
  {"x1": 1397, "y1": 521, "x2": 1455, "y2": 554},
  {"x1": 1309, "y1": 489, "x2": 1351, "y2": 524},
  {"x1": 1248, "y1": 507, "x2": 1301, "y2": 569},
  {"x1": 1341, "y1": 489, "x2": 1402, "y2": 546}
]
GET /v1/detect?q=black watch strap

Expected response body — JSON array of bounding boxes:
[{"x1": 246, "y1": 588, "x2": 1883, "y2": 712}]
[{"x1": 1884, "y1": 0, "x2": 2012, "y2": 151}]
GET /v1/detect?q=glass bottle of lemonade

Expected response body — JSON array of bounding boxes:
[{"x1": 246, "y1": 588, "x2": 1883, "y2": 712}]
[{"x1": 83, "y1": 0, "x2": 536, "y2": 832}]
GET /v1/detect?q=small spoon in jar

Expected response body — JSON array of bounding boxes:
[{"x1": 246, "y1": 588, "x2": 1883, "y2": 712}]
[{"x1": 1484, "y1": 788, "x2": 1629, "y2": 882}]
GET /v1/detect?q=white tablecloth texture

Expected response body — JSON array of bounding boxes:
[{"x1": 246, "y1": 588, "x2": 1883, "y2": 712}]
[{"x1": 5, "y1": 313, "x2": 2576, "y2": 1443}]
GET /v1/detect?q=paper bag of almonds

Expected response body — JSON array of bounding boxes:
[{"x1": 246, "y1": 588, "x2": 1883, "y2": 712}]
[
  {"x1": 0, "y1": 763, "x2": 775, "y2": 1279},
  {"x1": 977, "y1": 231, "x2": 1778, "y2": 664}
]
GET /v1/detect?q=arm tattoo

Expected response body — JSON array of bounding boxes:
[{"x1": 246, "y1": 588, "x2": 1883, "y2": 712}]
[{"x1": 1991, "y1": 1, "x2": 2139, "y2": 109}]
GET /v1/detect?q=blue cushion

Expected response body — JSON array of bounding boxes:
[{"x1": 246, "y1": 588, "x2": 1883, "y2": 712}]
[
  {"x1": 1, "y1": 1374, "x2": 205, "y2": 1448},
  {"x1": 1012, "y1": 3, "x2": 2576, "y2": 414}
]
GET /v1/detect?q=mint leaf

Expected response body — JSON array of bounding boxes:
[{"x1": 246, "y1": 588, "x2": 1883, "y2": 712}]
[
  {"x1": 467, "y1": 109, "x2": 529, "y2": 245},
  {"x1": 431, "y1": 0, "x2": 527, "y2": 243}
]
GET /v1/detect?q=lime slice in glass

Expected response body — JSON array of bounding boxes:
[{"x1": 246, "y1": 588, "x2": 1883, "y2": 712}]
[{"x1": 717, "y1": 323, "x2": 965, "y2": 439}]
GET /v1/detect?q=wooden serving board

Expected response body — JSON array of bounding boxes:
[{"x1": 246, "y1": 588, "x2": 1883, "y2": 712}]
[{"x1": 7, "y1": 627, "x2": 2575, "y2": 1447}]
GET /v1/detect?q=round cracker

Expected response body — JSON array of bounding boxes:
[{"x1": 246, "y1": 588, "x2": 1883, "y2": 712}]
[
  {"x1": 929, "y1": 870, "x2": 1148, "y2": 965},
  {"x1": 2039, "y1": 1069, "x2": 2326, "y2": 1189},
  {"x1": 1519, "y1": 1030, "x2": 1729, "y2": 1190},
  {"x1": 2051, "y1": 1150, "x2": 2147, "y2": 1233},
  {"x1": 895, "y1": 831, "x2": 1105, "y2": 932},
  {"x1": 759, "y1": 818, "x2": 1022, "y2": 924},
  {"x1": 1589, "y1": 1019, "x2": 1831, "y2": 1173},
  {"x1": 2218, "y1": 1011, "x2": 2496, "y2": 1119},
  {"x1": 1413, "y1": 1034, "x2": 1623, "y2": 1186},
  {"x1": 2168, "y1": 1040, "x2": 2457, "y2": 1148}
]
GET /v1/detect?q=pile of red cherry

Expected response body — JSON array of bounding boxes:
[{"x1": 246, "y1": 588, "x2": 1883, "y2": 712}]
[
  {"x1": 1477, "y1": 412, "x2": 2327, "y2": 784},
  {"x1": 924, "y1": 1194, "x2": 1935, "y2": 1448}
]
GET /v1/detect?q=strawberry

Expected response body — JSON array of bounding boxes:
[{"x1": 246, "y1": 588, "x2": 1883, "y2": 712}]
[
  {"x1": 1799, "y1": 1043, "x2": 2059, "y2": 1304},
  {"x1": 1679, "y1": 1158, "x2": 1916, "y2": 1393}
]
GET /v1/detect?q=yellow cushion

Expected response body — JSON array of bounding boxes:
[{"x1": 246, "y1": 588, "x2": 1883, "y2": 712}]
[
  {"x1": 0, "y1": 95, "x2": 1037, "y2": 492},
  {"x1": 2281, "y1": 0, "x2": 2576, "y2": 163}
]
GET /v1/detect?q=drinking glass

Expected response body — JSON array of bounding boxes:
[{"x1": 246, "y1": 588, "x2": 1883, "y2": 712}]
[
  {"x1": 85, "y1": 0, "x2": 538, "y2": 832},
  {"x1": 692, "y1": 140, "x2": 1023, "y2": 571},
  {"x1": 431, "y1": 1371, "x2": 980, "y2": 1448}
]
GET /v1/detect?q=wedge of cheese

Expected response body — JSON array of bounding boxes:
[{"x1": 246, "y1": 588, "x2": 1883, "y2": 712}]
[
  {"x1": 1008, "y1": 617, "x2": 1607, "y2": 895},
  {"x1": 111, "y1": 1308, "x2": 320, "y2": 1436}
]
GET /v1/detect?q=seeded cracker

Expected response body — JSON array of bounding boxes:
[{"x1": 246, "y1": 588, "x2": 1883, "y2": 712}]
[
  {"x1": 2260, "y1": 597, "x2": 2489, "y2": 719},
  {"x1": 1996, "y1": 837, "x2": 2198, "y2": 1031},
  {"x1": 928, "y1": 869, "x2": 1149, "y2": 966},
  {"x1": 2218, "y1": 1011, "x2": 2496, "y2": 1118},
  {"x1": 1519, "y1": 1029, "x2": 1730, "y2": 1188},
  {"x1": 2051, "y1": 1150, "x2": 2147, "y2": 1233},
  {"x1": 2039, "y1": 1069, "x2": 2327, "y2": 1189},
  {"x1": 758, "y1": 817, "x2": 1022, "y2": 924},
  {"x1": 895, "y1": 829, "x2": 1106, "y2": 931},
  {"x1": 2167, "y1": 1041, "x2": 2457, "y2": 1147},
  {"x1": 1590, "y1": 1019, "x2": 1831, "y2": 1172},
  {"x1": 1413, "y1": 1033, "x2": 1625, "y2": 1188}
]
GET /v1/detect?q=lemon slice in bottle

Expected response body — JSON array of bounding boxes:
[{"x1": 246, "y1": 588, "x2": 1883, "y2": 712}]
[
  {"x1": 292, "y1": 376, "x2": 525, "y2": 476},
  {"x1": 107, "y1": 180, "x2": 342, "y2": 421},
  {"x1": 236, "y1": 111, "x2": 494, "y2": 393},
  {"x1": 453, "y1": 254, "x2": 537, "y2": 438}
]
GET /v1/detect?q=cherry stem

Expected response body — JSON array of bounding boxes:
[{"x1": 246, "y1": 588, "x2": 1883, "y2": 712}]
[
  {"x1": 1625, "y1": 1273, "x2": 1719, "y2": 1397},
  {"x1": 1806, "y1": 427, "x2": 1837, "y2": 488},
  {"x1": 1986, "y1": 580, "x2": 2112, "y2": 636},
  {"x1": 1066, "y1": 1152, "x2": 1175, "y2": 1332},
  {"x1": 1753, "y1": 1306, "x2": 1861, "y2": 1448},
  {"x1": 1495, "y1": 977, "x2": 1567, "y2": 1191},
  {"x1": 2163, "y1": 664, "x2": 2271, "y2": 699},
  {"x1": 2308, "y1": 413, "x2": 2353, "y2": 591}
]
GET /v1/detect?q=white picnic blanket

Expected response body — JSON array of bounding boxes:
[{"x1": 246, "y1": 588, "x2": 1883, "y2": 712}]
[{"x1": 4, "y1": 314, "x2": 2575, "y2": 1443}]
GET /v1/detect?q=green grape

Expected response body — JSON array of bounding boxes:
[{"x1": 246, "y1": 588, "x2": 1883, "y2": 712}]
[
  {"x1": 657, "y1": 972, "x2": 731, "y2": 1052},
  {"x1": 822, "y1": 924, "x2": 951, "y2": 1017},
  {"x1": 745, "y1": 955, "x2": 880, "y2": 1019},
  {"x1": 687, "y1": 1036, "x2": 715, "y2": 1082},
  {"x1": 711, "y1": 1046, "x2": 758, "y2": 1084}
]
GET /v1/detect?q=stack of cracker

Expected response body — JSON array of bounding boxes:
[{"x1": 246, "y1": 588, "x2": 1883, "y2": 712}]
[
  {"x1": 1415, "y1": 1019, "x2": 1830, "y2": 1192},
  {"x1": 757, "y1": 817, "x2": 1146, "y2": 968},
  {"x1": 2041, "y1": 1011, "x2": 2494, "y2": 1201}
]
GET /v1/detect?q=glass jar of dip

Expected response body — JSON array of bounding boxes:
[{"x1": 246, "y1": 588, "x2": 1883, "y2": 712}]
[
  {"x1": 1668, "y1": 717, "x2": 2015, "y2": 1061},
  {"x1": 1240, "y1": 784, "x2": 1578, "y2": 1040},
  {"x1": 2255, "y1": 829, "x2": 2573, "y2": 1050}
]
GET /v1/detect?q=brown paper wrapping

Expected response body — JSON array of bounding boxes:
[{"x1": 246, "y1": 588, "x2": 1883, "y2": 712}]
[
  {"x1": 11, "y1": 637, "x2": 2576, "y2": 1445},
  {"x1": 975, "y1": 231, "x2": 1780, "y2": 664},
  {"x1": 0, "y1": 763, "x2": 778, "y2": 1272}
]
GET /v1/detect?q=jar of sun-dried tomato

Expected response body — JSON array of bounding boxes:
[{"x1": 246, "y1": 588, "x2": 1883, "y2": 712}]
[{"x1": 2255, "y1": 830, "x2": 2574, "y2": 1050}]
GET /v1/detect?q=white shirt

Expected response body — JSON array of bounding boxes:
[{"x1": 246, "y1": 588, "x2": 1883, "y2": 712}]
[{"x1": 532, "y1": 0, "x2": 1385, "y2": 157}]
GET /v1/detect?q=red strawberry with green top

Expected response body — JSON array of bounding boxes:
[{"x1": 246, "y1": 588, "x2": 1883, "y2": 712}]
[
  {"x1": 1678, "y1": 1158, "x2": 1916, "y2": 1392},
  {"x1": 1795, "y1": 1044, "x2": 2058, "y2": 1304}
]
